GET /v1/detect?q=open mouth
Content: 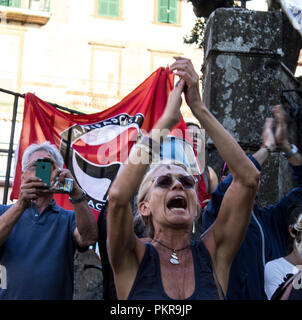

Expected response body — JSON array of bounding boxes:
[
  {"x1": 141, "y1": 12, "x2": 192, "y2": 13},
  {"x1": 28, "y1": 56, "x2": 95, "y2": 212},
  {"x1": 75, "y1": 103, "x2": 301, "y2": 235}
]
[{"x1": 167, "y1": 196, "x2": 187, "y2": 211}]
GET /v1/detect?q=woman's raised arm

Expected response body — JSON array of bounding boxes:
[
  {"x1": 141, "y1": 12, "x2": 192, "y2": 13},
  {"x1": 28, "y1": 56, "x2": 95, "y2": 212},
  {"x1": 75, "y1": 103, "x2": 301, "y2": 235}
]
[
  {"x1": 170, "y1": 57, "x2": 260, "y2": 293},
  {"x1": 107, "y1": 79, "x2": 186, "y2": 298}
]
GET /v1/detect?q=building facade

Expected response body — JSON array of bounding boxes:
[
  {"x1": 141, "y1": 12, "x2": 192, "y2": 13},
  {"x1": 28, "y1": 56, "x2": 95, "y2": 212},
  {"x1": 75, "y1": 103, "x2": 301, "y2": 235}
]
[
  {"x1": 0, "y1": 1, "x2": 301, "y2": 202},
  {"x1": 0, "y1": 0, "x2": 202, "y2": 201}
]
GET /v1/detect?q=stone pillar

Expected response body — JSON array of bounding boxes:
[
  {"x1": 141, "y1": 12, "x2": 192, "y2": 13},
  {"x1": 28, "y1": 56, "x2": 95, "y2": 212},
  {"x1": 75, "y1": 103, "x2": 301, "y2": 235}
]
[
  {"x1": 73, "y1": 249, "x2": 103, "y2": 300},
  {"x1": 202, "y1": 8, "x2": 302, "y2": 206}
]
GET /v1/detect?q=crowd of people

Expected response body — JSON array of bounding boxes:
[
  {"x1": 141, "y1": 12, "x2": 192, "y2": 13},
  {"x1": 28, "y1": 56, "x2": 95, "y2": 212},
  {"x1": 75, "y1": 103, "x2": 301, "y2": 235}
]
[{"x1": 0, "y1": 56, "x2": 302, "y2": 300}]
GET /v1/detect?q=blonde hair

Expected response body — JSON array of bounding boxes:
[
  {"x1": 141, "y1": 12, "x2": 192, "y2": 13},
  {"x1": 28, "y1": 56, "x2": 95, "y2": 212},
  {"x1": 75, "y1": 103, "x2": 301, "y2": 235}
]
[
  {"x1": 136, "y1": 160, "x2": 195, "y2": 238},
  {"x1": 294, "y1": 214, "x2": 302, "y2": 254}
]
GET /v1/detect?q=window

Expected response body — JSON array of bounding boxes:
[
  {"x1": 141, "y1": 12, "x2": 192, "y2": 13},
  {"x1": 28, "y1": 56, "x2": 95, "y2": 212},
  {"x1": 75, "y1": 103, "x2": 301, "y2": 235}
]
[
  {"x1": 97, "y1": 0, "x2": 120, "y2": 18},
  {"x1": 157, "y1": 0, "x2": 179, "y2": 24},
  {"x1": 90, "y1": 44, "x2": 123, "y2": 99},
  {"x1": 0, "y1": 0, "x2": 21, "y2": 8},
  {"x1": 29, "y1": 0, "x2": 50, "y2": 12},
  {"x1": 0, "y1": 0, "x2": 50, "y2": 12},
  {"x1": 148, "y1": 49, "x2": 182, "y2": 73},
  {"x1": 0, "y1": 32, "x2": 24, "y2": 92}
]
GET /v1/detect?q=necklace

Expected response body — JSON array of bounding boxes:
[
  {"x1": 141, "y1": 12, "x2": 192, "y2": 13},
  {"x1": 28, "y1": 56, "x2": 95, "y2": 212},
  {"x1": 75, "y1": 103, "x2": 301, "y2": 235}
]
[{"x1": 153, "y1": 239, "x2": 191, "y2": 265}]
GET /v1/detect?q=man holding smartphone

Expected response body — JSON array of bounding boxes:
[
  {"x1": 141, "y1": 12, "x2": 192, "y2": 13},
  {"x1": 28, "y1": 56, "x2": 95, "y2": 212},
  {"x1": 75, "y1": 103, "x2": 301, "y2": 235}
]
[{"x1": 0, "y1": 141, "x2": 98, "y2": 300}]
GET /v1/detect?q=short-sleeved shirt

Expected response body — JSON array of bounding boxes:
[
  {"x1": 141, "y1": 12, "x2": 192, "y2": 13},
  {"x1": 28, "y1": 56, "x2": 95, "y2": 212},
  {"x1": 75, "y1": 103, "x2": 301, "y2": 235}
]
[
  {"x1": 264, "y1": 257, "x2": 300, "y2": 299},
  {"x1": 0, "y1": 200, "x2": 76, "y2": 300}
]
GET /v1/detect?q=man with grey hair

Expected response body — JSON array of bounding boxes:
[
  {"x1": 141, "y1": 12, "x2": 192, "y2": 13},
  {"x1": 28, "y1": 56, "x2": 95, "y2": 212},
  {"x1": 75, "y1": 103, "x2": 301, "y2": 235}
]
[{"x1": 0, "y1": 141, "x2": 98, "y2": 299}]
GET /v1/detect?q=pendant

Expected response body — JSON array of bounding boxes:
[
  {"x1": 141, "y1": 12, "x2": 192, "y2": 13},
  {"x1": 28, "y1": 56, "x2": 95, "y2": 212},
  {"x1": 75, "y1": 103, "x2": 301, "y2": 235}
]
[{"x1": 170, "y1": 250, "x2": 180, "y2": 265}]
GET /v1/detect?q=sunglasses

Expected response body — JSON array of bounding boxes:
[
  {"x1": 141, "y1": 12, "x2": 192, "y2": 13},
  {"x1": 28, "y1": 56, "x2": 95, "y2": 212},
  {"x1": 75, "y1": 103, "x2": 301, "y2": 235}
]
[{"x1": 152, "y1": 174, "x2": 197, "y2": 189}]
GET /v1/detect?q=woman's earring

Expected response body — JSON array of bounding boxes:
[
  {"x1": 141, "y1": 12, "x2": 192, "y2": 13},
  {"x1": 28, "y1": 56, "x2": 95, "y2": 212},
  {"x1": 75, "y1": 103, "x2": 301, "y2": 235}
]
[{"x1": 192, "y1": 219, "x2": 196, "y2": 235}]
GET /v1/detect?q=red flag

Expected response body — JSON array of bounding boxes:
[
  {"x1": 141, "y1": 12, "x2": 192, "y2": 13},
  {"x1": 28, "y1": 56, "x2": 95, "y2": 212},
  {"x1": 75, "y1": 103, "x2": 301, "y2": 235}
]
[
  {"x1": 11, "y1": 68, "x2": 173, "y2": 216},
  {"x1": 11, "y1": 67, "x2": 207, "y2": 218}
]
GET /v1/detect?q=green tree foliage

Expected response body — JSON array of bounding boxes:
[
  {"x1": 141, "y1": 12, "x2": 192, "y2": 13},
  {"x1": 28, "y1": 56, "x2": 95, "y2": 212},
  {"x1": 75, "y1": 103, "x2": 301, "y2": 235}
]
[{"x1": 183, "y1": 17, "x2": 207, "y2": 48}]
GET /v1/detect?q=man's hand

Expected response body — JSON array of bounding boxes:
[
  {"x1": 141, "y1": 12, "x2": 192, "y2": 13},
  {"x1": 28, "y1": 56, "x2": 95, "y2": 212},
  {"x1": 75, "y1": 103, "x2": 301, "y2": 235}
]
[
  {"x1": 18, "y1": 176, "x2": 49, "y2": 210},
  {"x1": 50, "y1": 167, "x2": 83, "y2": 199}
]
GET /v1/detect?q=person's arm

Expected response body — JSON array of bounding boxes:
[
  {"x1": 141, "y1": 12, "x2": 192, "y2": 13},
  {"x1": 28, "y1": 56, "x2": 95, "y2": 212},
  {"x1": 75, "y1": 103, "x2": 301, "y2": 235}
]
[
  {"x1": 54, "y1": 168, "x2": 98, "y2": 248},
  {"x1": 207, "y1": 166, "x2": 219, "y2": 194},
  {"x1": 202, "y1": 152, "x2": 262, "y2": 230},
  {"x1": 107, "y1": 79, "x2": 186, "y2": 299},
  {"x1": 0, "y1": 176, "x2": 47, "y2": 246},
  {"x1": 274, "y1": 105, "x2": 302, "y2": 167},
  {"x1": 0, "y1": 204, "x2": 24, "y2": 247},
  {"x1": 257, "y1": 105, "x2": 302, "y2": 227},
  {"x1": 170, "y1": 57, "x2": 260, "y2": 294},
  {"x1": 71, "y1": 193, "x2": 98, "y2": 248},
  {"x1": 252, "y1": 117, "x2": 276, "y2": 166},
  {"x1": 202, "y1": 173, "x2": 232, "y2": 230},
  {"x1": 198, "y1": 102, "x2": 260, "y2": 295}
]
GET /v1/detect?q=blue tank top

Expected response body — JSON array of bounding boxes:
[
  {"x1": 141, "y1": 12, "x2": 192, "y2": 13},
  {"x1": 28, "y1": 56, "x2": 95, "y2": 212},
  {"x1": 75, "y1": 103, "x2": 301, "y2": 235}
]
[{"x1": 127, "y1": 240, "x2": 223, "y2": 300}]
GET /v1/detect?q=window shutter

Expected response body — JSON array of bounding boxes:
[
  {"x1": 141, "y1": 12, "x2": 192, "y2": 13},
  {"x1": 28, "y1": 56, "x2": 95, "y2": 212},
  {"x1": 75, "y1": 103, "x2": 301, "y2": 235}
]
[
  {"x1": 157, "y1": 0, "x2": 178, "y2": 24},
  {"x1": 169, "y1": 0, "x2": 177, "y2": 24},
  {"x1": 44, "y1": 0, "x2": 51, "y2": 12},
  {"x1": 109, "y1": 0, "x2": 119, "y2": 17},
  {"x1": 158, "y1": 0, "x2": 168, "y2": 23},
  {"x1": 98, "y1": 0, "x2": 119, "y2": 18},
  {"x1": 0, "y1": 0, "x2": 19, "y2": 6},
  {"x1": 9, "y1": 0, "x2": 21, "y2": 7}
]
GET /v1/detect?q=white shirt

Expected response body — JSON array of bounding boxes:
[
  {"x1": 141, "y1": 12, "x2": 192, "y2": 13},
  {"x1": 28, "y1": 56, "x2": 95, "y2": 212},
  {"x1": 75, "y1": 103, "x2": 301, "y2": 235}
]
[{"x1": 264, "y1": 257, "x2": 300, "y2": 299}]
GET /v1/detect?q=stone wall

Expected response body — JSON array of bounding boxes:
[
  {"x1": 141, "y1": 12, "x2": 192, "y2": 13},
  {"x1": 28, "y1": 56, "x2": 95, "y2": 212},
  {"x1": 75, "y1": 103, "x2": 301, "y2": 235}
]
[
  {"x1": 73, "y1": 249, "x2": 103, "y2": 300},
  {"x1": 202, "y1": 8, "x2": 302, "y2": 207}
]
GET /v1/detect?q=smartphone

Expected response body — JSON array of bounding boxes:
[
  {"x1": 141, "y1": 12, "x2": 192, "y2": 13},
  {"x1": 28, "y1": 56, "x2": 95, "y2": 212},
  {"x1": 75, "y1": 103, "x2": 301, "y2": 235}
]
[{"x1": 35, "y1": 158, "x2": 52, "y2": 187}]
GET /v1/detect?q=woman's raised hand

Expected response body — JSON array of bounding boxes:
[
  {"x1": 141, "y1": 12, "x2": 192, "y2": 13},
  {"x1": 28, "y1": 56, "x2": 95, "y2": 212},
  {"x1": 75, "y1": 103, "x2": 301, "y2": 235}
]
[
  {"x1": 160, "y1": 78, "x2": 185, "y2": 129},
  {"x1": 169, "y1": 56, "x2": 203, "y2": 117}
]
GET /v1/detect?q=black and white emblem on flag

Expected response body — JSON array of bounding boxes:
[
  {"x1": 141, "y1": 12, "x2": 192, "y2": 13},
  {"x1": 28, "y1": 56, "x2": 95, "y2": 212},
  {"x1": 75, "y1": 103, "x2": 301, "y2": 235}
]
[{"x1": 60, "y1": 113, "x2": 144, "y2": 212}]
